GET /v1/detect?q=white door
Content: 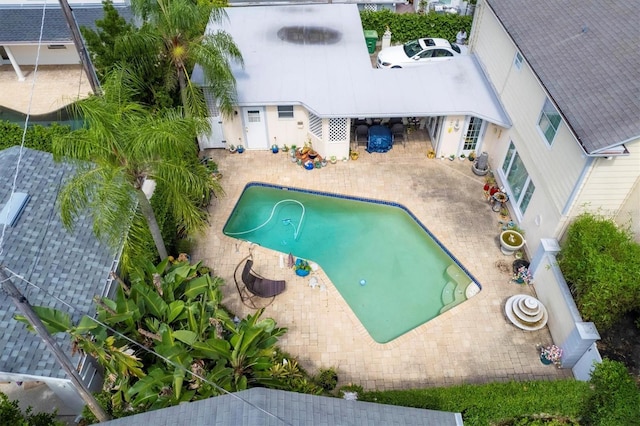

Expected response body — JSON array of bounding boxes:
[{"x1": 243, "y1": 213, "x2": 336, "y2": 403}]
[
  {"x1": 197, "y1": 115, "x2": 226, "y2": 149},
  {"x1": 460, "y1": 117, "x2": 485, "y2": 156},
  {"x1": 242, "y1": 107, "x2": 268, "y2": 149}
]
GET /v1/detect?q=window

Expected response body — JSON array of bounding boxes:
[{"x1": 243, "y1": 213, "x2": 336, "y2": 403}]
[
  {"x1": 277, "y1": 105, "x2": 294, "y2": 119},
  {"x1": 537, "y1": 98, "x2": 561, "y2": 145},
  {"x1": 513, "y1": 52, "x2": 523, "y2": 70},
  {"x1": 502, "y1": 142, "x2": 535, "y2": 214},
  {"x1": 247, "y1": 110, "x2": 261, "y2": 123}
]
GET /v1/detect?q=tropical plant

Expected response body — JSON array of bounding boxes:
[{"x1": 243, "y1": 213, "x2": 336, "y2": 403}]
[
  {"x1": 16, "y1": 259, "x2": 287, "y2": 418},
  {"x1": 51, "y1": 70, "x2": 219, "y2": 260},
  {"x1": 130, "y1": 0, "x2": 243, "y2": 117},
  {"x1": 81, "y1": 1, "x2": 176, "y2": 110}
]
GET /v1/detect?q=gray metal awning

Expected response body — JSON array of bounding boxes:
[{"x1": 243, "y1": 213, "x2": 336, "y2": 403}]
[{"x1": 194, "y1": 3, "x2": 510, "y2": 127}]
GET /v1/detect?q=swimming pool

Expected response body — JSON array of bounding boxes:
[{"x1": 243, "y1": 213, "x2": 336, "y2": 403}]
[{"x1": 223, "y1": 183, "x2": 481, "y2": 343}]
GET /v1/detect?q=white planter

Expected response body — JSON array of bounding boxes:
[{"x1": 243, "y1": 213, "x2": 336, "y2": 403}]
[{"x1": 500, "y1": 230, "x2": 525, "y2": 255}]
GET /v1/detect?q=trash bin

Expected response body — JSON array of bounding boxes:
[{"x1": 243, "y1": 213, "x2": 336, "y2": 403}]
[{"x1": 364, "y1": 30, "x2": 378, "y2": 54}]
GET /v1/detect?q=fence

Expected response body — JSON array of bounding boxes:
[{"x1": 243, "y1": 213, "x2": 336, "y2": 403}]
[{"x1": 529, "y1": 238, "x2": 602, "y2": 381}]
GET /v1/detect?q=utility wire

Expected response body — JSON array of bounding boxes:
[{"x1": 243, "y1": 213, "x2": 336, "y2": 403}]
[
  {"x1": 3, "y1": 268, "x2": 292, "y2": 425},
  {"x1": 0, "y1": 2, "x2": 48, "y2": 258}
]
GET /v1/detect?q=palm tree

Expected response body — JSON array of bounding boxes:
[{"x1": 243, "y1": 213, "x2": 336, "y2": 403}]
[
  {"x1": 131, "y1": 0, "x2": 243, "y2": 117},
  {"x1": 53, "y1": 70, "x2": 217, "y2": 260}
]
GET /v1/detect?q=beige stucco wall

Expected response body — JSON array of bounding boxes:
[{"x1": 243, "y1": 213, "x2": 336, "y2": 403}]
[
  {"x1": 221, "y1": 105, "x2": 351, "y2": 159},
  {"x1": 3, "y1": 44, "x2": 79, "y2": 66}
]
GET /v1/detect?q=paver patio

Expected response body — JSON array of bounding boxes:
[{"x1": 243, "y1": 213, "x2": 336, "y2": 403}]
[{"x1": 193, "y1": 138, "x2": 573, "y2": 390}]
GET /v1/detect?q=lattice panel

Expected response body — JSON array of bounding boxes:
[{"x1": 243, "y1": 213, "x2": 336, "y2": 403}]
[
  {"x1": 203, "y1": 88, "x2": 220, "y2": 116},
  {"x1": 329, "y1": 118, "x2": 348, "y2": 142},
  {"x1": 309, "y1": 113, "x2": 323, "y2": 139},
  {"x1": 364, "y1": 4, "x2": 378, "y2": 11}
]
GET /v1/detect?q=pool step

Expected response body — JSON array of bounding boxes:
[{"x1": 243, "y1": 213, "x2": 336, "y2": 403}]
[{"x1": 440, "y1": 280, "x2": 467, "y2": 314}]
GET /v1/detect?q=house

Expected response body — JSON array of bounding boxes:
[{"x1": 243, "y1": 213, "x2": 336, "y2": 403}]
[
  {"x1": 471, "y1": 0, "x2": 640, "y2": 251},
  {"x1": 0, "y1": 1, "x2": 133, "y2": 78},
  {"x1": 193, "y1": 3, "x2": 509, "y2": 163},
  {"x1": 101, "y1": 387, "x2": 464, "y2": 425},
  {"x1": 0, "y1": 147, "x2": 118, "y2": 413}
]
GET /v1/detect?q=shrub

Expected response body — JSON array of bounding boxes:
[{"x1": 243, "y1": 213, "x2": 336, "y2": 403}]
[
  {"x1": 0, "y1": 391, "x2": 64, "y2": 426},
  {"x1": 582, "y1": 359, "x2": 640, "y2": 425},
  {"x1": 315, "y1": 367, "x2": 338, "y2": 392},
  {"x1": 558, "y1": 213, "x2": 640, "y2": 331},
  {"x1": 0, "y1": 121, "x2": 71, "y2": 153},
  {"x1": 360, "y1": 10, "x2": 472, "y2": 44},
  {"x1": 358, "y1": 379, "x2": 589, "y2": 426}
]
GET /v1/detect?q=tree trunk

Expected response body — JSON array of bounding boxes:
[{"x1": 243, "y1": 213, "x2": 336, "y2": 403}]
[
  {"x1": 178, "y1": 68, "x2": 189, "y2": 115},
  {"x1": 136, "y1": 189, "x2": 168, "y2": 259}
]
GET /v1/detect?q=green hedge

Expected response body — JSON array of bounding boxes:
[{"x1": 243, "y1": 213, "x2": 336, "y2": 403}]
[
  {"x1": 360, "y1": 10, "x2": 473, "y2": 44},
  {"x1": 558, "y1": 213, "x2": 640, "y2": 331},
  {"x1": 359, "y1": 379, "x2": 589, "y2": 425},
  {"x1": 0, "y1": 121, "x2": 71, "y2": 153}
]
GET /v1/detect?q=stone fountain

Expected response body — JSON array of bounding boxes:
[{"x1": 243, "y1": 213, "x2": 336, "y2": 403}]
[
  {"x1": 500, "y1": 230, "x2": 525, "y2": 255},
  {"x1": 505, "y1": 294, "x2": 548, "y2": 331}
]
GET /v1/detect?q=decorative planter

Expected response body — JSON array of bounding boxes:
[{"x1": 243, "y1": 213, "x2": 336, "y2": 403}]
[
  {"x1": 271, "y1": 145, "x2": 279, "y2": 154},
  {"x1": 237, "y1": 145, "x2": 245, "y2": 154},
  {"x1": 500, "y1": 230, "x2": 525, "y2": 255},
  {"x1": 540, "y1": 354, "x2": 552, "y2": 365},
  {"x1": 228, "y1": 146, "x2": 237, "y2": 153},
  {"x1": 295, "y1": 268, "x2": 310, "y2": 277}
]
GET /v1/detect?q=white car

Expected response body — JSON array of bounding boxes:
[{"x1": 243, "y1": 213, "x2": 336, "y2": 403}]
[{"x1": 376, "y1": 38, "x2": 466, "y2": 69}]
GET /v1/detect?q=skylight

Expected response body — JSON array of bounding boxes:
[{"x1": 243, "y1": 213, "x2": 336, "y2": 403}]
[{"x1": 0, "y1": 192, "x2": 30, "y2": 227}]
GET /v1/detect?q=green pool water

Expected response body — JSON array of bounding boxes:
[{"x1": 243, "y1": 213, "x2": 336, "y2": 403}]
[{"x1": 223, "y1": 183, "x2": 479, "y2": 343}]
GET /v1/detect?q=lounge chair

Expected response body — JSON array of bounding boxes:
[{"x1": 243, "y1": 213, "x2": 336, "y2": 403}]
[{"x1": 234, "y1": 257, "x2": 286, "y2": 308}]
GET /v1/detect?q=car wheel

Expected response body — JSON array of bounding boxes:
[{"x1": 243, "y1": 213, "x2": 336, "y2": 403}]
[{"x1": 391, "y1": 65, "x2": 402, "y2": 69}]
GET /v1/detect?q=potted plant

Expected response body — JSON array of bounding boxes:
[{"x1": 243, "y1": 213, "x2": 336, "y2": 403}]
[
  {"x1": 537, "y1": 344, "x2": 562, "y2": 367},
  {"x1": 314, "y1": 159, "x2": 322, "y2": 169},
  {"x1": 271, "y1": 144, "x2": 279, "y2": 154},
  {"x1": 330, "y1": 155, "x2": 337, "y2": 164},
  {"x1": 350, "y1": 149, "x2": 359, "y2": 160},
  {"x1": 282, "y1": 144, "x2": 289, "y2": 153},
  {"x1": 468, "y1": 151, "x2": 476, "y2": 162},
  {"x1": 459, "y1": 154, "x2": 466, "y2": 161},
  {"x1": 236, "y1": 144, "x2": 245, "y2": 154},
  {"x1": 449, "y1": 154, "x2": 455, "y2": 161},
  {"x1": 427, "y1": 149, "x2": 436, "y2": 159},
  {"x1": 228, "y1": 144, "x2": 237, "y2": 153},
  {"x1": 294, "y1": 259, "x2": 312, "y2": 276},
  {"x1": 512, "y1": 262, "x2": 533, "y2": 284}
]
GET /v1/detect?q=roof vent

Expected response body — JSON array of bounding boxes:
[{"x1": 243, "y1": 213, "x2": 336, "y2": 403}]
[{"x1": 0, "y1": 192, "x2": 30, "y2": 227}]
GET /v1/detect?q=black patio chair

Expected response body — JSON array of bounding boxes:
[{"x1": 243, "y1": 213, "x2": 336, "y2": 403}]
[
  {"x1": 234, "y1": 257, "x2": 286, "y2": 308},
  {"x1": 355, "y1": 124, "x2": 369, "y2": 145},
  {"x1": 390, "y1": 123, "x2": 406, "y2": 147}
]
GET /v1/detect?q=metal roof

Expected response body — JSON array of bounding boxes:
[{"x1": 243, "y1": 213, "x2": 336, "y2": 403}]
[
  {"x1": 0, "y1": 5, "x2": 134, "y2": 44},
  {"x1": 0, "y1": 147, "x2": 115, "y2": 380},
  {"x1": 193, "y1": 4, "x2": 510, "y2": 127},
  {"x1": 101, "y1": 388, "x2": 464, "y2": 425},
  {"x1": 485, "y1": 0, "x2": 640, "y2": 154}
]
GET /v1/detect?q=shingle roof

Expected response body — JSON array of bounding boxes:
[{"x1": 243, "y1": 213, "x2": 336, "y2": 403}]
[
  {"x1": 0, "y1": 6, "x2": 134, "y2": 43},
  {"x1": 0, "y1": 147, "x2": 115, "y2": 379},
  {"x1": 485, "y1": 0, "x2": 640, "y2": 154},
  {"x1": 101, "y1": 388, "x2": 464, "y2": 425}
]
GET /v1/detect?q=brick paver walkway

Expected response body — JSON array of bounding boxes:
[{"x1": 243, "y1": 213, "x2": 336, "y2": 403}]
[{"x1": 193, "y1": 140, "x2": 572, "y2": 390}]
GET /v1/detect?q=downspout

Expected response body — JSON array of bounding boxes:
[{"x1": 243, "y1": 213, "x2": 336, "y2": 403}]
[{"x1": 557, "y1": 156, "x2": 594, "y2": 237}]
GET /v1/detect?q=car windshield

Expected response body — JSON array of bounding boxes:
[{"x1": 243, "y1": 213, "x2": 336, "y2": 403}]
[
  {"x1": 403, "y1": 40, "x2": 423, "y2": 57},
  {"x1": 450, "y1": 43, "x2": 461, "y2": 54}
]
